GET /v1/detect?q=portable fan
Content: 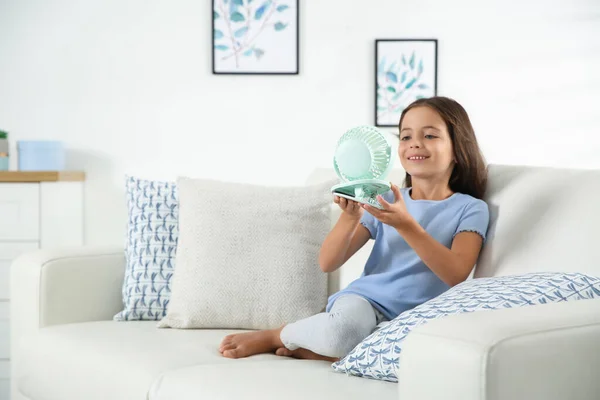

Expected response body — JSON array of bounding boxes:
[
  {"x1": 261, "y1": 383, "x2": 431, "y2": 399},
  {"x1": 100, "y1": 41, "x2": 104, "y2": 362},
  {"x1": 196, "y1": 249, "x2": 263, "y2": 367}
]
[{"x1": 331, "y1": 125, "x2": 395, "y2": 209}]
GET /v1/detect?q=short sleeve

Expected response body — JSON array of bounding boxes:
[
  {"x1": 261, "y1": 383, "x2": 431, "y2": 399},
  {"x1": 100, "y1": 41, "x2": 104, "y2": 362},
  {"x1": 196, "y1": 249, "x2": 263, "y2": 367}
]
[
  {"x1": 453, "y1": 199, "x2": 490, "y2": 243},
  {"x1": 360, "y1": 209, "x2": 379, "y2": 239}
]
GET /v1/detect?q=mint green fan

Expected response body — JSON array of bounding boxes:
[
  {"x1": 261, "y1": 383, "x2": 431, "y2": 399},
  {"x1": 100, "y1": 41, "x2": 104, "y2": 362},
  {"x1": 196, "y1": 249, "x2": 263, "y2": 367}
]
[{"x1": 331, "y1": 125, "x2": 395, "y2": 209}]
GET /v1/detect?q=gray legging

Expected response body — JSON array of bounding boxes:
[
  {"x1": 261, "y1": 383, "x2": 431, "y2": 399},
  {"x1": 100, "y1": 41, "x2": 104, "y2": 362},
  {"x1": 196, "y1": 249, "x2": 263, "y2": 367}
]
[{"x1": 279, "y1": 294, "x2": 387, "y2": 358}]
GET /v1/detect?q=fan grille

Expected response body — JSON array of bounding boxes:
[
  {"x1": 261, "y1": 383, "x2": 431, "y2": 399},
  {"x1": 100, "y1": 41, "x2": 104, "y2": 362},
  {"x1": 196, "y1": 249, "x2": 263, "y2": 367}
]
[{"x1": 333, "y1": 125, "x2": 393, "y2": 181}]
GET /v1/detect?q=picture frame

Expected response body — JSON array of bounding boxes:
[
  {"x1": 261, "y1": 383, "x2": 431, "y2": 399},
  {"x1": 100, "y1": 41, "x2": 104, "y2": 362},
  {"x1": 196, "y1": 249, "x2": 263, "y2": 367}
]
[
  {"x1": 212, "y1": 0, "x2": 299, "y2": 75},
  {"x1": 375, "y1": 39, "x2": 438, "y2": 127}
]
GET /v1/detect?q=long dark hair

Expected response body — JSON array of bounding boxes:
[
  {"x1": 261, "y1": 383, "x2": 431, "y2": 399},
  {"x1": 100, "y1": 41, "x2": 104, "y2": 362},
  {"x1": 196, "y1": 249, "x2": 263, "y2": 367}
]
[{"x1": 399, "y1": 96, "x2": 488, "y2": 199}]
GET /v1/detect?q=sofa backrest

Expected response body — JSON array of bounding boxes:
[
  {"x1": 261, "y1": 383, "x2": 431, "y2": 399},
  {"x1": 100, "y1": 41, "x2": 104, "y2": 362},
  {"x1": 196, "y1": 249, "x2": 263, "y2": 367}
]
[
  {"x1": 308, "y1": 164, "x2": 600, "y2": 296},
  {"x1": 476, "y1": 164, "x2": 600, "y2": 279}
]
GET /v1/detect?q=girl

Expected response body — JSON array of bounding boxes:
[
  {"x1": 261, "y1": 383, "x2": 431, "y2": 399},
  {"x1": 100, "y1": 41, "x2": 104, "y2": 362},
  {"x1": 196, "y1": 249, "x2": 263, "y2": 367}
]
[{"x1": 219, "y1": 96, "x2": 490, "y2": 362}]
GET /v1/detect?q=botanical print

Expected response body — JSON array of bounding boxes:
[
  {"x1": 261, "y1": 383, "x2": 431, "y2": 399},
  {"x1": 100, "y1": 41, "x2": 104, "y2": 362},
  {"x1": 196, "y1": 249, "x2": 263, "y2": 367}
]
[
  {"x1": 376, "y1": 40, "x2": 437, "y2": 127},
  {"x1": 213, "y1": 0, "x2": 298, "y2": 74}
]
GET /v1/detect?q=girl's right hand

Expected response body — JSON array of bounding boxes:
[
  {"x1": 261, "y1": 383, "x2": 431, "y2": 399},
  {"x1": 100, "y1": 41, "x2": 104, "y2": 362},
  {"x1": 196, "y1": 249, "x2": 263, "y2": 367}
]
[{"x1": 333, "y1": 195, "x2": 363, "y2": 218}]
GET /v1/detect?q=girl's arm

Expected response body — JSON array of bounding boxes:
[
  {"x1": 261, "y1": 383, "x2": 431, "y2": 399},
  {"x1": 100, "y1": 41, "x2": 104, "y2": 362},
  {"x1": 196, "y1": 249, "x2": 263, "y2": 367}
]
[
  {"x1": 363, "y1": 184, "x2": 487, "y2": 287},
  {"x1": 396, "y1": 222, "x2": 483, "y2": 286},
  {"x1": 319, "y1": 198, "x2": 371, "y2": 273}
]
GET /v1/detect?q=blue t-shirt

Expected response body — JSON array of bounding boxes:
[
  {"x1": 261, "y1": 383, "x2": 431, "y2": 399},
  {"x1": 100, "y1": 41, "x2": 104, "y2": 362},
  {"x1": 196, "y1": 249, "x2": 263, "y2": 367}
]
[{"x1": 326, "y1": 187, "x2": 490, "y2": 321}]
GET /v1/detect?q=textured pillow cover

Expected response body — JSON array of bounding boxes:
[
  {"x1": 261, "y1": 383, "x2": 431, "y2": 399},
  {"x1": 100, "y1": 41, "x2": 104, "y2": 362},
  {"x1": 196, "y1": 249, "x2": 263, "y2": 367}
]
[
  {"x1": 332, "y1": 272, "x2": 600, "y2": 382},
  {"x1": 114, "y1": 176, "x2": 179, "y2": 321},
  {"x1": 157, "y1": 177, "x2": 335, "y2": 330}
]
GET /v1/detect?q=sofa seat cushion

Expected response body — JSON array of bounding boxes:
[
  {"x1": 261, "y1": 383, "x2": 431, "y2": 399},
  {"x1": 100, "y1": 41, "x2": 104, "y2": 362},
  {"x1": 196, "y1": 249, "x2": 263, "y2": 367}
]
[
  {"x1": 148, "y1": 359, "x2": 398, "y2": 400},
  {"x1": 18, "y1": 321, "x2": 288, "y2": 400}
]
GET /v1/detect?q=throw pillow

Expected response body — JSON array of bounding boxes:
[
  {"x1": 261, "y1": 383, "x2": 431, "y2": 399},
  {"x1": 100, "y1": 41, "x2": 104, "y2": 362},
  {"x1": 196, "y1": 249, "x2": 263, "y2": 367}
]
[
  {"x1": 114, "y1": 176, "x2": 179, "y2": 321},
  {"x1": 332, "y1": 271, "x2": 600, "y2": 382},
  {"x1": 157, "y1": 176, "x2": 334, "y2": 330}
]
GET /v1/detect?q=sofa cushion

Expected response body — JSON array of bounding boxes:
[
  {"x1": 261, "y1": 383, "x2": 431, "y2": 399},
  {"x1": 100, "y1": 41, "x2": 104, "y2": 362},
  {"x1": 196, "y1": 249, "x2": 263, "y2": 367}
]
[
  {"x1": 18, "y1": 321, "x2": 288, "y2": 400},
  {"x1": 114, "y1": 177, "x2": 179, "y2": 321},
  {"x1": 148, "y1": 359, "x2": 398, "y2": 400},
  {"x1": 332, "y1": 271, "x2": 600, "y2": 383},
  {"x1": 157, "y1": 177, "x2": 334, "y2": 330}
]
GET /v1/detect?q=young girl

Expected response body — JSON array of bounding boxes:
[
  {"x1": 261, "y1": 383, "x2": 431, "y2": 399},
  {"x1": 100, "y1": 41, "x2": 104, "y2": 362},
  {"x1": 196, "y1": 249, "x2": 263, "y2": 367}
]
[{"x1": 219, "y1": 96, "x2": 490, "y2": 362}]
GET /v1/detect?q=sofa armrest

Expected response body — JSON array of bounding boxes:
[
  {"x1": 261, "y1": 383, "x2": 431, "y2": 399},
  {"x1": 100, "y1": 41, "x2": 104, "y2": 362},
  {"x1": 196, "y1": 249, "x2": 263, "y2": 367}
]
[
  {"x1": 10, "y1": 246, "x2": 125, "y2": 332},
  {"x1": 397, "y1": 299, "x2": 600, "y2": 400},
  {"x1": 10, "y1": 246, "x2": 125, "y2": 400}
]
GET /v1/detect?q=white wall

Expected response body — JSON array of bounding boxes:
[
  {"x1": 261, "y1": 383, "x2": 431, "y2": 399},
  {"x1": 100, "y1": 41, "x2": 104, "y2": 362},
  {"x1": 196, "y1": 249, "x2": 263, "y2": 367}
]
[{"x1": 0, "y1": 0, "x2": 599, "y2": 245}]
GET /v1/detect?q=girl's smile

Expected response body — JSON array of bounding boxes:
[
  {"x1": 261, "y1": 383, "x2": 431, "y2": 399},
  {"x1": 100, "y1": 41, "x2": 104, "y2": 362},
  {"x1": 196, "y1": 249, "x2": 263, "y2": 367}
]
[{"x1": 407, "y1": 154, "x2": 430, "y2": 161}]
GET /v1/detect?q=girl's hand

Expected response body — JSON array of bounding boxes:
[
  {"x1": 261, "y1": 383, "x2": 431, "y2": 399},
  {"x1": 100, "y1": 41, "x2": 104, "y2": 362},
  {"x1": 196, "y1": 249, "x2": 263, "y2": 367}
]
[
  {"x1": 334, "y1": 195, "x2": 363, "y2": 219},
  {"x1": 362, "y1": 184, "x2": 412, "y2": 229}
]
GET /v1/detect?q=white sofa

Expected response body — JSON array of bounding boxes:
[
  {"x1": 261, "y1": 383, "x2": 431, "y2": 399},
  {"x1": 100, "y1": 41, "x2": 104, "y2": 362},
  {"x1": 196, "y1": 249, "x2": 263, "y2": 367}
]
[{"x1": 10, "y1": 164, "x2": 600, "y2": 400}]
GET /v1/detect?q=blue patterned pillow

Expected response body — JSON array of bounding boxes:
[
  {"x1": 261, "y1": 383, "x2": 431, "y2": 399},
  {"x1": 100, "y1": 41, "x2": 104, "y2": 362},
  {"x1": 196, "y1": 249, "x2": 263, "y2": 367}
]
[
  {"x1": 332, "y1": 272, "x2": 600, "y2": 382},
  {"x1": 114, "y1": 177, "x2": 179, "y2": 321}
]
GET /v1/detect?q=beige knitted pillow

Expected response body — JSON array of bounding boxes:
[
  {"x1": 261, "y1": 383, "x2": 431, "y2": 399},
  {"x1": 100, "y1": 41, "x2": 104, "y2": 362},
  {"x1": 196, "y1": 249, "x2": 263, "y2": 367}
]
[{"x1": 157, "y1": 176, "x2": 334, "y2": 330}]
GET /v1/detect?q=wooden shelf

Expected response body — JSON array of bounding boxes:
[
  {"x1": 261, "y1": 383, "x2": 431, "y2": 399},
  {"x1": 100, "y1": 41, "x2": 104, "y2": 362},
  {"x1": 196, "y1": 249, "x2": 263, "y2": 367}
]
[{"x1": 0, "y1": 171, "x2": 85, "y2": 182}]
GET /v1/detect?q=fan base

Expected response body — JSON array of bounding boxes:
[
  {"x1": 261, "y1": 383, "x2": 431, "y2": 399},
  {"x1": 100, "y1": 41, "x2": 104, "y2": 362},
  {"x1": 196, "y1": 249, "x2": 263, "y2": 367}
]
[{"x1": 331, "y1": 179, "x2": 392, "y2": 210}]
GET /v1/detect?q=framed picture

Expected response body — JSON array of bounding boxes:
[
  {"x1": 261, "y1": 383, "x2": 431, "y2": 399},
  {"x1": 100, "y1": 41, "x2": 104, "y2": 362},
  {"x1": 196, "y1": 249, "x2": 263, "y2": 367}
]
[
  {"x1": 375, "y1": 39, "x2": 438, "y2": 127},
  {"x1": 212, "y1": 0, "x2": 299, "y2": 75}
]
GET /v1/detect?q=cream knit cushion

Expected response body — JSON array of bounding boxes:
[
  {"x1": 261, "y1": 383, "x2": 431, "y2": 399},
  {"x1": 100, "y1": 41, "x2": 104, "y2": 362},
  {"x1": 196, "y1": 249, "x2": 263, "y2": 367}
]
[{"x1": 157, "y1": 176, "x2": 335, "y2": 330}]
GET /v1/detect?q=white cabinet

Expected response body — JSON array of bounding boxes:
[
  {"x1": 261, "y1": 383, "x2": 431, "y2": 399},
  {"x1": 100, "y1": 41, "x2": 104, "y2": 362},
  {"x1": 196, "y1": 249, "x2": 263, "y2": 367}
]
[
  {"x1": 0, "y1": 172, "x2": 84, "y2": 400},
  {"x1": 0, "y1": 243, "x2": 39, "y2": 300},
  {"x1": 0, "y1": 185, "x2": 39, "y2": 241}
]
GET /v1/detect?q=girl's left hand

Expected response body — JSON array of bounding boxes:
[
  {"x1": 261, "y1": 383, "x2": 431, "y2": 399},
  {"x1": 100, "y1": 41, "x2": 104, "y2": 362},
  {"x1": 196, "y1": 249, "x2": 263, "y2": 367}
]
[{"x1": 362, "y1": 184, "x2": 412, "y2": 230}]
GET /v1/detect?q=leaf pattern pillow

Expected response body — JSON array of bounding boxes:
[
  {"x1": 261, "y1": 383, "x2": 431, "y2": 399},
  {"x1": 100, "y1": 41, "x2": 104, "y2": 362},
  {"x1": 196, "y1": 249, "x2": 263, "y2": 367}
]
[
  {"x1": 332, "y1": 272, "x2": 600, "y2": 382},
  {"x1": 114, "y1": 176, "x2": 178, "y2": 321}
]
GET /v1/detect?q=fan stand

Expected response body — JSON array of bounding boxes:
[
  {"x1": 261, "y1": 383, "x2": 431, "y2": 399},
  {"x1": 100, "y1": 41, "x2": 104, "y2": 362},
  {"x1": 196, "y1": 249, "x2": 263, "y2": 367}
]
[{"x1": 331, "y1": 179, "x2": 391, "y2": 209}]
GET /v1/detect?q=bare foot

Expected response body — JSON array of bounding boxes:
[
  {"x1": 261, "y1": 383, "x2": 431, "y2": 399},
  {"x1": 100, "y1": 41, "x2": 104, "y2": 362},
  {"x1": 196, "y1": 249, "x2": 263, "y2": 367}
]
[
  {"x1": 275, "y1": 347, "x2": 339, "y2": 363},
  {"x1": 219, "y1": 327, "x2": 284, "y2": 359},
  {"x1": 275, "y1": 347, "x2": 294, "y2": 357}
]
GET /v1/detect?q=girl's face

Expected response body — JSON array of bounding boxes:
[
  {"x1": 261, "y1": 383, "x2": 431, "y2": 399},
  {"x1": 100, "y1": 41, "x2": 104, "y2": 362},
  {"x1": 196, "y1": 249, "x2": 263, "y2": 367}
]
[{"x1": 398, "y1": 106, "x2": 455, "y2": 183}]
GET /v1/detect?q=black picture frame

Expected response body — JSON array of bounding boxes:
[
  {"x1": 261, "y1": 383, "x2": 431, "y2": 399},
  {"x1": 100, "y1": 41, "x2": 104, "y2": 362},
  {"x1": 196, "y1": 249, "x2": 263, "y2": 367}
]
[
  {"x1": 375, "y1": 39, "x2": 438, "y2": 127},
  {"x1": 212, "y1": 0, "x2": 299, "y2": 75}
]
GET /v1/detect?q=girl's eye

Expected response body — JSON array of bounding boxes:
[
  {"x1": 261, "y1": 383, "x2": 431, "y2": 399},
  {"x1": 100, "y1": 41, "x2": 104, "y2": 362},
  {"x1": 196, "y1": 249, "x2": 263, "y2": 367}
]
[
  {"x1": 400, "y1": 136, "x2": 410, "y2": 141},
  {"x1": 425, "y1": 134, "x2": 437, "y2": 139}
]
